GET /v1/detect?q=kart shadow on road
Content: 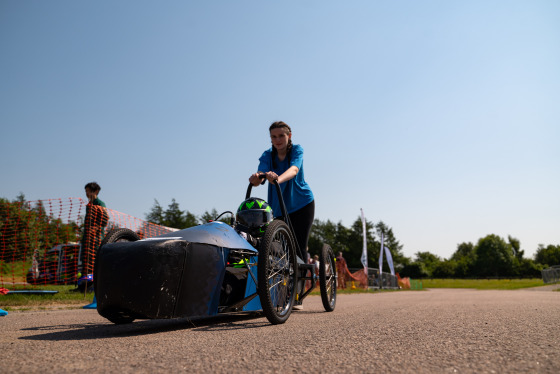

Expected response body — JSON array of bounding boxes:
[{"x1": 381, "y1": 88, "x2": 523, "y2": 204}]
[{"x1": 19, "y1": 312, "x2": 270, "y2": 341}]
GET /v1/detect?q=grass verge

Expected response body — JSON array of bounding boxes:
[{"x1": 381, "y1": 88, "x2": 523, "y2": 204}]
[
  {"x1": 421, "y1": 278, "x2": 547, "y2": 290},
  {"x1": 0, "y1": 285, "x2": 93, "y2": 311}
]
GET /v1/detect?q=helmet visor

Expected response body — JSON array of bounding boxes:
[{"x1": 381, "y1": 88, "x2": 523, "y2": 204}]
[{"x1": 237, "y1": 210, "x2": 273, "y2": 228}]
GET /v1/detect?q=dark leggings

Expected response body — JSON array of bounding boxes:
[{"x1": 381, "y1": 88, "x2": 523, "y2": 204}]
[{"x1": 287, "y1": 200, "x2": 315, "y2": 261}]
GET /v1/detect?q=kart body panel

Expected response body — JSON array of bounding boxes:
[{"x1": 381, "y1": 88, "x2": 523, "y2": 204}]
[
  {"x1": 147, "y1": 221, "x2": 258, "y2": 253},
  {"x1": 96, "y1": 222, "x2": 262, "y2": 321}
]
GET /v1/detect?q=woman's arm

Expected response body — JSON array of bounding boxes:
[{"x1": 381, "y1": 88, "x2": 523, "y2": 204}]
[{"x1": 265, "y1": 165, "x2": 299, "y2": 184}]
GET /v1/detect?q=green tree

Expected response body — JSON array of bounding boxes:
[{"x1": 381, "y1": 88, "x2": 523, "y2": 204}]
[
  {"x1": 451, "y1": 242, "x2": 476, "y2": 277},
  {"x1": 400, "y1": 261, "x2": 429, "y2": 278},
  {"x1": 414, "y1": 252, "x2": 442, "y2": 277},
  {"x1": 508, "y1": 236, "x2": 524, "y2": 260},
  {"x1": 145, "y1": 198, "x2": 198, "y2": 229},
  {"x1": 308, "y1": 219, "x2": 353, "y2": 260},
  {"x1": 451, "y1": 241, "x2": 475, "y2": 261},
  {"x1": 432, "y1": 259, "x2": 457, "y2": 278},
  {"x1": 145, "y1": 199, "x2": 164, "y2": 225},
  {"x1": 200, "y1": 209, "x2": 219, "y2": 224},
  {"x1": 164, "y1": 199, "x2": 184, "y2": 228},
  {"x1": 309, "y1": 217, "x2": 408, "y2": 271},
  {"x1": 199, "y1": 208, "x2": 233, "y2": 225},
  {"x1": 184, "y1": 211, "x2": 198, "y2": 228},
  {"x1": 534, "y1": 244, "x2": 560, "y2": 267},
  {"x1": 473, "y1": 234, "x2": 515, "y2": 277},
  {"x1": 515, "y1": 258, "x2": 543, "y2": 278},
  {"x1": 0, "y1": 196, "x2": 80, "y2": 264}
]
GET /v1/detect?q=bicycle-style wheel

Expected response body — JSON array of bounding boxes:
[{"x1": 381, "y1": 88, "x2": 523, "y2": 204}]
[
  {"x1": 258, "y1": 220, "x2": 298, "y2": 324},
  {"x1": 319, "y1": 243, "x2": 337, "y2": 312}
]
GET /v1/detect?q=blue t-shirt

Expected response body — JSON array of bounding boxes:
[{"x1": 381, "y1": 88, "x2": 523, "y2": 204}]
[{"x1": 258, "y1": 144, "x2": 314, "y2": 217}]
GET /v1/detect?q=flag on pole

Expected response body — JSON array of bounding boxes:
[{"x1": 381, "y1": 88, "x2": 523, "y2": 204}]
[
  {"x1": 379, "y1": 232, "x2": 384, "y2": 275},
  {"x1": 378, "y1": 232, "x2": 384, "y2": 289},
  {"x1": 360, "y1": 209, "x2": 368, "y2": 275},
  {"x1": 384, "y1": 246, "x2": 395, "y2": 276}
]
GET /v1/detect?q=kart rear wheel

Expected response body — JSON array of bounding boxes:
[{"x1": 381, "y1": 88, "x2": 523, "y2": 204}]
[
  {"x1": 94, "y1": 228, "x2": 140, "y2": 324},
  {"x1": 258, "y1": 220, "x2": 297, "y2": 325},
  {"x1": 319, "y1": 244, "x2": 337, "y2": 312}
]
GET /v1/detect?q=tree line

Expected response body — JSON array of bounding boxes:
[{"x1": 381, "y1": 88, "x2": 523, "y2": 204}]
[
  {"x1": 2, "y1": 194, "x2": 558, "y2": 279},
  {"x1": 144, "y1": 199, "x2": 560, "y2": 278},
  {"x1": 0, "y1": 194, "x2": 81, "y2": 263}
]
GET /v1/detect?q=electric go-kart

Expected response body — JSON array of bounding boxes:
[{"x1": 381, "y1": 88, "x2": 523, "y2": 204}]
[{"x1": 94, "y1": 176, "x2": 336, "y2": 325}]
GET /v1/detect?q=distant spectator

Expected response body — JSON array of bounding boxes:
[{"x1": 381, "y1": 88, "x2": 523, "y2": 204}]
[
  {"x1": 336, "y1": 251, "x2": 347, "y2": 289},
  {"x1": 81, "y1": 182, "x2": 108, "y2": 275},
  {"x1": 313, "y1": 254, "x2": 320, "y2": 275}
]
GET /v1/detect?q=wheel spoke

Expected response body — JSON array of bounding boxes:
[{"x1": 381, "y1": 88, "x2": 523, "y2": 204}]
[
  {"x1": 268, "y1": 276, "x2": 284, "y2": 290},
  {"x1": 266, "y1": 242, "x2": 289, "y2": 281},
  {"x1": 269, "y1": 280, "x2": 288, "y2": 309},
  {"x1": 267, "y1": 265, "x2": 284, "y2": 281},
  {"x1": 266, "y1": 231, "x2": 292, "y2": 313}
]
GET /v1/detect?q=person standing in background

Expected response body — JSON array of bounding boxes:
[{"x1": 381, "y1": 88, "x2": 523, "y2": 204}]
[
  {"x1": 81, "y1": 182, "x2": 108, "y2": 309},
  {"x1": 81, "y1": 182, "x2": 108, "y2": 277}
]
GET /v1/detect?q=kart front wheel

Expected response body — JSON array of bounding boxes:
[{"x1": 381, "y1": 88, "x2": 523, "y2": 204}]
[
  {"x1": 258, "y1": 220, "x2": 297, "y2": 325},
  {"x1": 319, "y1": 244, "x2": 337, "y2": 312}
]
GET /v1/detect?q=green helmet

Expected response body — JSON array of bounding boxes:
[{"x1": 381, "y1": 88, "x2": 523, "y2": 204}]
[{"x1": 236, "y1": 197, "x2": 274, "y2": 237}]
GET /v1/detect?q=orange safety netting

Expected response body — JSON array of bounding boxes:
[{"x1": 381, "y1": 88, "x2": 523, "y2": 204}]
[
  {"x1": 0, "y1": 198, "x2": 176, "y2": 288},
  {"x1": 335, "y1": 256, "x2": 368, "y2": 289},
  {"x1": 396, "y1": 273, "x2": 411, "y2": 289},
  {"x1": 396, "y1": 273, "x2": 421, "y2": 289}
]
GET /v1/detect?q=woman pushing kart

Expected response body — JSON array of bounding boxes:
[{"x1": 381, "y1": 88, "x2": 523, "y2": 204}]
[{"x1": 249, "y1": 121, "x2": 315, "y2": 310}]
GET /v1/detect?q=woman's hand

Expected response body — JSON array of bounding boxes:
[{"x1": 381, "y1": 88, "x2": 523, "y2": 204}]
[
  {"x1": 249, "y1": 173, "x2": 264, "y2": 186},
  {"x1": 265, "y1": 171, "x2": 279, "y2": 183}
]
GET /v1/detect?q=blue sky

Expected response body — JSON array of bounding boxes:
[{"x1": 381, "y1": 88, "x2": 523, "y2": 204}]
[{"x1": 1, "y1": 1, "x2": 559, "y2": 260}]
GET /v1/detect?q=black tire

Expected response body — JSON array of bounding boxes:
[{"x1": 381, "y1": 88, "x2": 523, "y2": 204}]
[
  {"x1": 94, "y1": 228, "x2": 140, "y2": 324},
  {"x1": 105, "y1": 313, "x2": 135, "y2": 325},
  {"x1": 319, "y1": 244, "x2": 337, "y2": 312},
  {"x1": 258, "y1": 220, "x2": 298, "y2": 325},
  {"x1": 99, "y1": 228, "x2": 141, "y2": 247}
]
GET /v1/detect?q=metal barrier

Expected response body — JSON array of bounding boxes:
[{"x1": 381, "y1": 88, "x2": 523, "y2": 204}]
[
  {"x1": 542, "y1": 266, "x2": 560, "y2": 284},
  {"x1": 379, "y1": 271, "x2": 399, "y2": 289},
  {"x1": 348, "y1": 267, "x2": 399, "y2": 289}
]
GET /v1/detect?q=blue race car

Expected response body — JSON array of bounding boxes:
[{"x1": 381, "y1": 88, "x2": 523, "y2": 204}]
[{"x1": 94, "y1": 178, "x2": 336, "y2": 325}]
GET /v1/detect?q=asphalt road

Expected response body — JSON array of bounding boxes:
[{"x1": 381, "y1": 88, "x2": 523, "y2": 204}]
[{"x1": 1, "y1": 288, "x2": 559, "y2": 373}]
